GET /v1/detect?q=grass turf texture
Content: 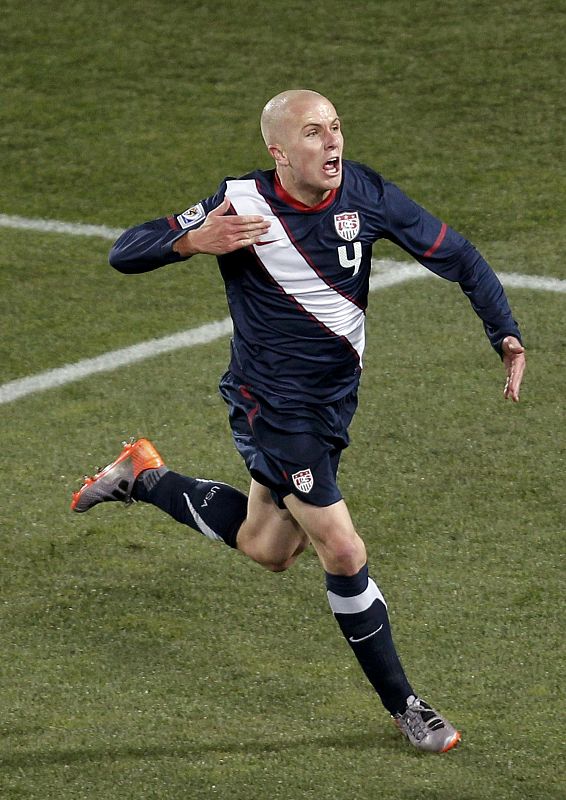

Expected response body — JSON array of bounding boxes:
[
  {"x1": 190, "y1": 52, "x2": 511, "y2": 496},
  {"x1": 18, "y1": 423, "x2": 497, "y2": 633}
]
[{"x1": 1, "y1": 0, "x2": 565, "y2": 798}]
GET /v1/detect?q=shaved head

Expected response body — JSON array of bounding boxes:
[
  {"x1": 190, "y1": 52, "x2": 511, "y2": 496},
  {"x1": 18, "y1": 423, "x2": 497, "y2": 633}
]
[
  {"x1": 260, "y1": 89, "x2": 331, "y2": 147},
  {"x1": 259, "y1": 88, "x2": 343, "y2": 207}
]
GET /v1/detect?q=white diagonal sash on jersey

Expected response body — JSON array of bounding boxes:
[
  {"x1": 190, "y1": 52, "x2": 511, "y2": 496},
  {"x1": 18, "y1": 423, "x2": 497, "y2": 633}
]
[{"x1": 225, "y1": 179, "x2": 365, "y2": 361}]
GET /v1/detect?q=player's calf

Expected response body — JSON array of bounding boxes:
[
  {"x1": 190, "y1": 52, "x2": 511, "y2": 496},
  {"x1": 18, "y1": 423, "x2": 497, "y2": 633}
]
[{"x1": 71, "y1": 438, "x2": 248, "y2": 549}]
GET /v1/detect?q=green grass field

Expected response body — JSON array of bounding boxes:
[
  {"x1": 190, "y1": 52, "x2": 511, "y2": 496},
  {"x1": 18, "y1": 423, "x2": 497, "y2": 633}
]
[{"x1": 1, "y1": 1, "x2": 564, "y2": 798}]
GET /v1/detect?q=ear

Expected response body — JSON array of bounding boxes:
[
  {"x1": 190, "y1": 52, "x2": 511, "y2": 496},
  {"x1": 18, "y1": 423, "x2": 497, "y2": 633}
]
[{"x1": 268, "y1": 144, "x2": 289, "y2": 166}]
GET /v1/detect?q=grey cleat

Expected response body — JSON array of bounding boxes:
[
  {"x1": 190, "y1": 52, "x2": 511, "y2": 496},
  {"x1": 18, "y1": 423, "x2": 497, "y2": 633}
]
[
  {"x1": 393, "y1": 695, "x2": 461, "y2": 753},
  {"x1": 71, "y1": 438, "x2": 164, "y2": 513}
]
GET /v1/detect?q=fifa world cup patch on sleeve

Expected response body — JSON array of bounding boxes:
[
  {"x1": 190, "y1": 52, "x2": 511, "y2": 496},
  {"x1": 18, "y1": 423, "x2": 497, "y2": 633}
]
[
  {"x1": 176, "y1": 203, "x2": 205, "y2": 229},
  {"x1": 291, "y1": 468, "x2": 314, "y2": 494}
]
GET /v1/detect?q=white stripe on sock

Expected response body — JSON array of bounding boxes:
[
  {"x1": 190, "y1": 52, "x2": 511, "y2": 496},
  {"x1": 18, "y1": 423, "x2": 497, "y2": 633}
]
[
  {"x1": 327, "y1": 577, "x2": 387, "y2": 614},
  {"x1": 183, "y1": 492, "x2": 223, "y2": 542}
]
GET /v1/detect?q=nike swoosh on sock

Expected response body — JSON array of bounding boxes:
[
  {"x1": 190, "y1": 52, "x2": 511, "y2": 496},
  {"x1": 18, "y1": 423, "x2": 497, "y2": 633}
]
[{"x1": 348, "y1": 624, "x2": 383, "y2": 643}]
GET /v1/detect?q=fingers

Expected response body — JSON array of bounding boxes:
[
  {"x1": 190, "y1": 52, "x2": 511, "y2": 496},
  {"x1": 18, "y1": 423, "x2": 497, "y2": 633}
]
[
  {"x1": 502, "y1": 337, "x2": 526, "y2": 402},
  {"x1": 207, "y1": 196, "x2": 231, "y2": 216},
  {"x1": 503, "y1": 362, "x2": 525, "y2": 401},
  {"x1": 230, "y1": 218, "x2": 271, "y2": 234},
  {"x1": 214, "y1": 210, "x2": 271, "y2": 251},
  {"x1": 504, "y1": 359, "x2": 526, "y2": 402},
  {"x1": 208, "y1": 197, "x2": 269, "y2": 229},
  {"x1": 226, "y1": 220, "x2": 271, "y2": 251},
  {"x1": 187, "y1": 201, "x2": 271, "y2": 255}
]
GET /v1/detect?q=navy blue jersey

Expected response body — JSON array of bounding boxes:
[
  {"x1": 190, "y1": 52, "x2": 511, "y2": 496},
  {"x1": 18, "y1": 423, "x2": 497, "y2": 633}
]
[{"x1": 110, "y1": 160, "x2": 521, "y2": 403}]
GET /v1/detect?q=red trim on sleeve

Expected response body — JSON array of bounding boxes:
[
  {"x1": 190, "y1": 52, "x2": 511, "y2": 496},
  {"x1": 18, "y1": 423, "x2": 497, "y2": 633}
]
[
  {"x1": 423, "y1": 222, "x2": 447, "y2": 257},
  {"x1": 167, "y1": 215, "x2": 181, "y2": 230}
]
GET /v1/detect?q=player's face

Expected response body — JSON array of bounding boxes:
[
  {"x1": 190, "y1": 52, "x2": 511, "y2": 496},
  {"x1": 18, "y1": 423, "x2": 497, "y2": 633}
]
[{"x1": 274, "y1": 97, "x2": 344, "y2": 206}]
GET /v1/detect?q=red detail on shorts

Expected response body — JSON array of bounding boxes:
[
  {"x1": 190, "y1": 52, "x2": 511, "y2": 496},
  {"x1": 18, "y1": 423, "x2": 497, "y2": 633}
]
[
  {"x1": 423, "y1": 222, "x2": 447, "y2": 257},
  {"x1": 239, "y1": 386, "x2": 260, "y2": 428}
]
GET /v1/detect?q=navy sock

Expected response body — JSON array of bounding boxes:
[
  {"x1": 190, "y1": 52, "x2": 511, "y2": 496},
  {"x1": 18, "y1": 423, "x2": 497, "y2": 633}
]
[
  {"x1": 133, "y1": 469, "x2": 247, "y2": 549},
  {"x1": 326, "y1": 563, "x2": 414, "y2": 715}
]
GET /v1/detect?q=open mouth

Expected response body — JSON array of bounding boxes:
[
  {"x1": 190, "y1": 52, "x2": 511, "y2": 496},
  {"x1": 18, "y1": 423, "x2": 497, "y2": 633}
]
[{"x1": 323, "y1": 156, "x2": 341, "y2": 176}]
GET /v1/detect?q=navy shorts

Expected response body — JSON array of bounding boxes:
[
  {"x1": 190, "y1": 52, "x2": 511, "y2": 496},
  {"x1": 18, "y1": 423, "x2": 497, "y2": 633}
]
[{"x1": 219, "y1": 371, "x2": 358, "y2": 508}]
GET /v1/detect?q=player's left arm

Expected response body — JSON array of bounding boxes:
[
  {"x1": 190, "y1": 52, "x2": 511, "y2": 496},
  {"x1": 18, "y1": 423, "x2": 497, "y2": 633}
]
[{"x1": 381, "y1": 180, "x2": 526, "y2": 401}]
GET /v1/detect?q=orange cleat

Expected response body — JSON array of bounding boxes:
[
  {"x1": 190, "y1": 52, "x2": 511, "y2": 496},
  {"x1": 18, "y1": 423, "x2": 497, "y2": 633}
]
[{"x1": 71, "y1": 438, "x2": 164, "y2": 513}]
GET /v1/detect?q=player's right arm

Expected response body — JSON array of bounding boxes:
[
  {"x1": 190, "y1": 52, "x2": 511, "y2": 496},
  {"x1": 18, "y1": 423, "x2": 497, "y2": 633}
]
[
  {"x1": 109, "y1": 194, "x2": 269, "y2": 274},
  {"x1": 173, "y1": 197, "x2": 270, "y2": 256}
]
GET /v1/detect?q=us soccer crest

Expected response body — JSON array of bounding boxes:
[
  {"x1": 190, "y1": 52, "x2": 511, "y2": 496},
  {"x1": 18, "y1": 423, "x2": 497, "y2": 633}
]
[
  {"x1": 334, "y1": 211, "x2": 360, "y2": 242},
  {"x1": 292, "y1": 468, "x2": 314, "y2": 494}
]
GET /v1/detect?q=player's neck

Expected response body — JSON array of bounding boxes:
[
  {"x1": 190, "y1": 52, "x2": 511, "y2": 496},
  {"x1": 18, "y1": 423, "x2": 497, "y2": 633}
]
[{"x1": 274, "y1": 171, "x2": 336, "y2": 210}]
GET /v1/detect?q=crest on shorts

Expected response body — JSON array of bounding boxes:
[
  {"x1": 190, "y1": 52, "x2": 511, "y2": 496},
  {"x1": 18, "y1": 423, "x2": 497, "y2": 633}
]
[
  {"x1": 334, "y1": 211, "x2": 360, "y2": 241},
  {"x1": 292, "y1": 468, "x2": 314, "y2": 494},
  {"x1": 176, "y1": 202, "x2": 205, "y2": 229}
]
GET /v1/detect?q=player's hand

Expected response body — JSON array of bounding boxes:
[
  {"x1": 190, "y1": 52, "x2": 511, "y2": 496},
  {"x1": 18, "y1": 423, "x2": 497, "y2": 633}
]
[
  {"x1": 502, "y1": 335, "x2": 526, "y2": 402},
  {"x1": 173, "y1": 197, "x2": 271, "y2": 256}
]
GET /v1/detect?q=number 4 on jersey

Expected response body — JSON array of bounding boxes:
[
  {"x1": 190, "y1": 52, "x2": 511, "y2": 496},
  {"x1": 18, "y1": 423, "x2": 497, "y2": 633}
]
[{"x1": 338, "y1": 242, "x2": 362, "y2": 275}]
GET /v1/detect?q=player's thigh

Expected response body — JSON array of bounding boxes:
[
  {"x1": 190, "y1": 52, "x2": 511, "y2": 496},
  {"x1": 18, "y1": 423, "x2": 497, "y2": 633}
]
[
  {"x1": 238, "y1": 479, "x2": 308, "y2": 565},
  {"x1": 284, "y1": 494, "x2": 366, "y2": 575}
]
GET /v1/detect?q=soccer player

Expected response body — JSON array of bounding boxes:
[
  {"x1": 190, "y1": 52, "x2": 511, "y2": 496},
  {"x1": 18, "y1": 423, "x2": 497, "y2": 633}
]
[{"x1": 72, "y1": 89, "x2": 526, "y2": 753}]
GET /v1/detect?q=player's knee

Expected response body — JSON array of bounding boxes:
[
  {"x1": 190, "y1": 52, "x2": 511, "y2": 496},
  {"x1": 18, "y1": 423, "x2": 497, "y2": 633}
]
[
  {"x1": 324, "y1": 534, "x2": 367, "y2": 575},
  {"x1": 260, "y1": 539, "x2": 308, "y2": 572}
]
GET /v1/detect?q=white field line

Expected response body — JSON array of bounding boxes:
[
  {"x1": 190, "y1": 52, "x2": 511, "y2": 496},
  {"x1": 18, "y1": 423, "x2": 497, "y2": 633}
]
[
  {"x1": 0, "y1": 213, "x2": 123, "y2": 240},
  {"x1": 1, "y1": 215, "x2": 565, "y2": 406},
  {"x1": 3, "y1": 213, "x2": 561, "y2": 293},
  {"x1": 1, "y1": 258, "x2": 426, "y2": 406},
  {"x1": 495, "y1": 272, "x2": 566, "y2": 293},
  {"x1": 0, "y1": 319, "x2": 234, "y2": 405}
]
